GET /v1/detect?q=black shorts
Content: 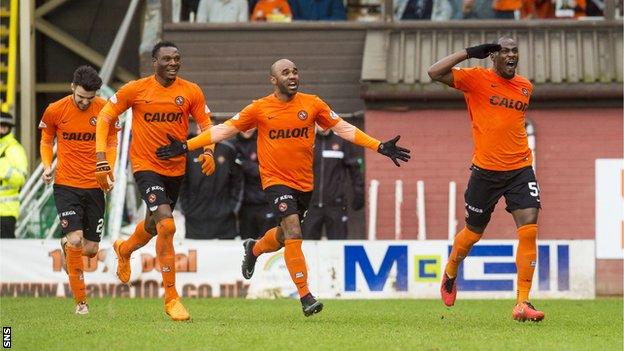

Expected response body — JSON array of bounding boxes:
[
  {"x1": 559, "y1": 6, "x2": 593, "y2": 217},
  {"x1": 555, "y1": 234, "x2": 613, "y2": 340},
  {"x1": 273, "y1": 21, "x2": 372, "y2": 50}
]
[
  {"x1": 464, "y1": 165, "x2": 541, "y2": 227},
  {"x1": 264, "y1": 185, "x2": 312, "y2": 221},
  {"x1": 134, "y1": 171, "x2": 184, "y2": 212},
  {"x1": 53, "y1": 184, "x2": 105, "y2": 242}
]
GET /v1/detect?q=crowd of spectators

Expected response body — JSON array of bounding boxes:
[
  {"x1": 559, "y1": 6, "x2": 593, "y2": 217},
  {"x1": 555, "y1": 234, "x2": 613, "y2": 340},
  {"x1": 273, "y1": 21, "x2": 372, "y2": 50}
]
[{"x1": 173, "y1": 0, "x2": 613, "y2": 23}]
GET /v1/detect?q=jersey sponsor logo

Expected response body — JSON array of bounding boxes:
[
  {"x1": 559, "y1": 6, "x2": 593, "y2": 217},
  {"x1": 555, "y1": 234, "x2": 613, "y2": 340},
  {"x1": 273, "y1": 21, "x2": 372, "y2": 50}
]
[
  {"x1": 175, "y1": 96, "x2": 185, "y2": 106},
  {"x1": 89, "y1": 116, "x2": 97, "y2": 126},
  {"x1": 143, "y1": 112, "x2": 183, "y2": 123},
  {"x1": 278, "y1": 202, "x2": 288, "y2": 212},
  {"x1": 62, "y1": 132, "x2": 96, "y2": 141},
  {"x1": 205, "y1": 105, "x2": 211, "y2": 113},
  {"x1": 38, "y1": 120, "x2": 47, "y2": 129},
  {"x1": 268, "y1": 127, "x2": 310, "y2": 140},
  {"x1": 110, "y1": 93, "x2": 118, "y2": 104},
  {"x1": 297, "y1": 110, "x2": 308, "y2": 121},
  {"x1": 114, "y1": 119, "x2": 122, "y2": 130},
  {"x1": 489, "y1": 96, "x2": 529, "y2": 111},
  {"x1": 330, "y1": 110, "x2": 339, "y2": 120},
  {"x1": 232, "y1": 113, "x2": 240, "y2": 120}
]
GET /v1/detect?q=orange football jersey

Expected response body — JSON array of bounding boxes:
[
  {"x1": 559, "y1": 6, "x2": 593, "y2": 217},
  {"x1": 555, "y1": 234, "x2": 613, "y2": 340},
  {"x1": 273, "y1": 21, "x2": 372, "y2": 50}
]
[
  {"x1": 39, "y1": 95, "x2": 117, "y2": 189},
  {"x1": 227, "y1": 92, "x2": 341, "y2": 192},
  {"x1": 452, "y1": 66, "x2": 533, "y2": 171},
  {"x1": 98, "y1": 75, "x2": 212, "y2": 176}
]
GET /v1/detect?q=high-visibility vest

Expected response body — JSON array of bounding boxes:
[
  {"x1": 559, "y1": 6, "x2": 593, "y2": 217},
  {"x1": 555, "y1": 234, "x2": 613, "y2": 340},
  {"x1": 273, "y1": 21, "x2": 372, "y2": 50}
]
[{"x1": 0, "y1": 133, "x2": 28, "y2": 219}]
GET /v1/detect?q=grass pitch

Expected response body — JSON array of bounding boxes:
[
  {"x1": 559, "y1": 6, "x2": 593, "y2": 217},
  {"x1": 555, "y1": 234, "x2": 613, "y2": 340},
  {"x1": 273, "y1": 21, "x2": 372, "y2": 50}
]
[{"x1": 0, "y1": 298, "x2": 621, "y2": 351}]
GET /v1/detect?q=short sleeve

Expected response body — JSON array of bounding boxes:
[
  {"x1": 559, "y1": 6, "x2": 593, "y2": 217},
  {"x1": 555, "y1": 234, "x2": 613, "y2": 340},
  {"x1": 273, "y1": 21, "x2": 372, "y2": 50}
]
[
  {"x1": 189, "y1": 84, "x2": 213, "y2": 131},
  {"x1": 313, "y1": 96, "x2": 341, "y2": 130},
  {"x1": 99, "y1": 81, "x2": 137, "y2": 118},
  {"x1": 38, "y1": 105, "x2": 57, "y2": 136},
  {"x1": 451, "y1": 67, "x2": 482, "y2": 92},
  {"x1": 228, "y1": 101, "x2": 259, "y2": 132}
]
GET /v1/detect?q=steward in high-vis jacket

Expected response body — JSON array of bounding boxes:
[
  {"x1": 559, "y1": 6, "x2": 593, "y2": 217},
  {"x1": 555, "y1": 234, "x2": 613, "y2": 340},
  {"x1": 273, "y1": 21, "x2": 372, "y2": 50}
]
[
  {"x1": 0, "y1": 112, "x2": 28, "y2": 238},
  {"x1": 302, "y1": 128, "x2": 364, "y2": 240}
]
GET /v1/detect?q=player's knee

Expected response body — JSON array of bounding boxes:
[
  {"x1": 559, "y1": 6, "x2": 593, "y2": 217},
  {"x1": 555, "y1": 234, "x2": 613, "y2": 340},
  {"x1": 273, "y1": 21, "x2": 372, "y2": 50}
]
[
  {"x1": 513, "y1": 208, "x2": 539, "y2": 227},
  {"x1": 65, "y1": 231, "x2": 83, "y2": 248}
]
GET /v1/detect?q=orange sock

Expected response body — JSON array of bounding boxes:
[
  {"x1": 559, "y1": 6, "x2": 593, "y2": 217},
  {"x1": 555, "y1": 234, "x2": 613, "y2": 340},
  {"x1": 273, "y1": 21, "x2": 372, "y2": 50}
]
[
  {"x1": 445, "y1": 227, "x2": 482, "y2": 278},
  {"x1": 156, "y1": 218, "x2": 179, "y2": 303},
  {"x1": 66, "y1": 246, "x2": 87, "y2": 303},
  {"x1": 120, "y1": 220, "x2": 153, "y2": 258},
  {"x1": 516, "y1": 224, "x2": 538, "y2": 303},
  {"x1": 284, "y1": 239, "x2": 310, "y2": 298},
  {"x1": 252, "y1": 227, "x2": 283, "y2": 257}
]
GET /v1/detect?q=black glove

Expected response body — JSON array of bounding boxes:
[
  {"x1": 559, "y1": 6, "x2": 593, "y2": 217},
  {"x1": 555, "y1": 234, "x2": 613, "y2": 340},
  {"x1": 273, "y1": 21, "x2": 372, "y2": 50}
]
[
  {"x1": 377, "y1": 135, "x2": 410, "y2": 167},
  {"x1": 156, "y1": 134, "x2": 188, "y2": 160},
  {"x1": 352, "y1": 192, "x2": 365, "y2": 211},
  {"x1": 466, "y1": 43, "x2": 502, "y2": 59}
]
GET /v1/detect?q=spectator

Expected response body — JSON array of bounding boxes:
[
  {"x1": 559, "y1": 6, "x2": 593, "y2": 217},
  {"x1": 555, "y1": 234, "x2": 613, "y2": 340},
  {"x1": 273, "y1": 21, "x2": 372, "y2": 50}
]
[
  {"x1": 492, "y1": 0, "x2": 521, "y2": 18},
  {"x1": 288, "y1": 0, "x2": 347, "y2": 20},
  {"x1": 251, "y1": 0, "x2": 292, "y2": 21},
  {"x1": 196, "y1": 0, "x2": 249, "y2": 22},
  {"x1": 302, "y1": 127, "x2": 364, "y2": 240},
  {"x1": 0, "y1": 111, "x2": 28, "y2": 239},
  {"x1": 585, "y1": 0, "x2": 603, "y2": 16},
  {"x1": 235, "y1": 129, "x2": 277, "y2": 239},
  {"x1": 179, "y1": 132, "x2": 243, "y2": 239},
  {"x1": 395, "y1": 0, "x2": 434, "y2": 19},
  {"x1": 463, "y1": 0, "x2": 496, "y2": 19},
  {"x1": 521, "y1": 0, "x2": 555, "y2": 18}
]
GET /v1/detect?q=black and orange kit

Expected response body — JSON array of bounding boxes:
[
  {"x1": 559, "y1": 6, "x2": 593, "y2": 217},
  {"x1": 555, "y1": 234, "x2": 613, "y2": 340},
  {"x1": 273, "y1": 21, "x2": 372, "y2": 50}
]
[{"x1": 452, "y1": 66, "x2": 541, "y2": 226}]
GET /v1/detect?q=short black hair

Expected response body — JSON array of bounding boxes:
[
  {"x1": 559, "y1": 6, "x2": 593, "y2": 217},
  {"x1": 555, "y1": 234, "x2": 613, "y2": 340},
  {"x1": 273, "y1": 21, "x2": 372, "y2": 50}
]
[
  {"x1": 152, "y1": 41, "x2": 178, "y2": 59},
  {"x1": 72, "y1": 65, "x2": 102, "y2": 91}
]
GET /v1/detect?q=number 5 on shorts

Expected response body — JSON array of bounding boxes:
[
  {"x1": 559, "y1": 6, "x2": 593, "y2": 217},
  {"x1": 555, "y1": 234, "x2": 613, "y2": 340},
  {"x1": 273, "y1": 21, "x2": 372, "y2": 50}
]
[{"x1": 528, "y1": 182, "x2": 540, "y2": 197}]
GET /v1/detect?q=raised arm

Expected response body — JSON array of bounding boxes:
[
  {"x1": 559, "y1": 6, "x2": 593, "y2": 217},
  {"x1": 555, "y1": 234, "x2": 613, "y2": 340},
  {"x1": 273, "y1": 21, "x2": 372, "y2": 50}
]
[
  {"x1": 331, "y1": 120, "x2": 410, "y2": 167},
  {"x1": 156, "y1": 122, "x2": 241, "y2": 160},
  {"x1": 427, "y1": 44, "x2": 501, "y2": 87}
]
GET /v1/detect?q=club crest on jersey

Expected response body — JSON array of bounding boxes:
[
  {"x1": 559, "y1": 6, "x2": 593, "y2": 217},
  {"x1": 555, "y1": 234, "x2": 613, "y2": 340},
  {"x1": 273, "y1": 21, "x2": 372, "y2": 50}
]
[
  {"x1": 175, "y1": 96, "x2": 185, "y2": 106},
  {"x1": 332, "y1": 143, "x2": 340, "y2": 151},
  {"x1": 521, "y1": 88, "x2": 529, "y2": 97},
  {"x1": 297, "y1": 110, "x2": 308, "y2": 121},
  {"x1": 89, "y1": 116, "x2": 97, "y2": 126},
  {"x1": 61, "y1": 219, "x2": 68, "y2": 228},
  {"x1": 278, "y1": 202, "x2": 288, "y2": 212},
  {"x1": 148, "y1": 193, "x2": 157, "y2": 203},
  {"x1": 217, "y1": 155, "x2": 226, "y2": 164}
]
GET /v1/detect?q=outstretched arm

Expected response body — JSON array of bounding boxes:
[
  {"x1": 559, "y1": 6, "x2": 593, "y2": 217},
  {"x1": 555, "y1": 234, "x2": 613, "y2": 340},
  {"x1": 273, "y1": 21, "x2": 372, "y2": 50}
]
[
  {"x1": 156, "y1": 122, "x2": 240, "y2": 160},
  {"x1": 427, "y1": 44, "x2": 501, "y2": 87},
  {"x1": 331, "y1": 120, "x2": 410, "y2": 167}
]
